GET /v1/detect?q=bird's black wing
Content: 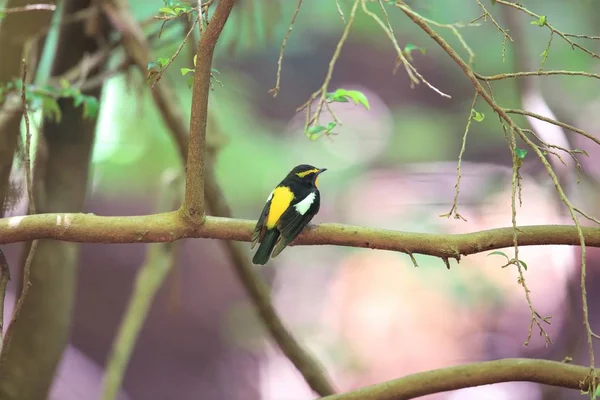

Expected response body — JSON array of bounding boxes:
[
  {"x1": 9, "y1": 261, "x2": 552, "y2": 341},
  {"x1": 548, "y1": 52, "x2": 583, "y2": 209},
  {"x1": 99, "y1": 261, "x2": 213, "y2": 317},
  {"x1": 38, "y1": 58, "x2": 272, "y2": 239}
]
[
  {"x1": 271, "y1": 192, "x2": 320, "y2": 258},
  {"x1": 251, "y1": 194, "x2": 272, "y2": 249}
]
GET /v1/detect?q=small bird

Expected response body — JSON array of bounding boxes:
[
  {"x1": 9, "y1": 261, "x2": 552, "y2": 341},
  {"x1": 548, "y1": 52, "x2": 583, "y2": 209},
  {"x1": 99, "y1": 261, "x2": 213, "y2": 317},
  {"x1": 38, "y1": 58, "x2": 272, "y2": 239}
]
[{"x1": 251, "y1": 164, "x2": 327, "y2": 265}]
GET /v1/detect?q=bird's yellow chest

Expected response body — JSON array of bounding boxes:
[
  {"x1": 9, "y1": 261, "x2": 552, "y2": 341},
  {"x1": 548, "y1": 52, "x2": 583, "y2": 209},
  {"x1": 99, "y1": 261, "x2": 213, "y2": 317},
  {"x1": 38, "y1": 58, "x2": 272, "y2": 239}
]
[{"x1": 266, "y1": 186, "x2": 295, "y2": 228}]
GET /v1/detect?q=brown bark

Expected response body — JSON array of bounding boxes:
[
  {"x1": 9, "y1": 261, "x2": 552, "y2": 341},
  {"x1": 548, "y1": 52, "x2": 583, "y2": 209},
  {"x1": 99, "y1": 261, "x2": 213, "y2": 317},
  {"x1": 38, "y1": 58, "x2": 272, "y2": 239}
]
[
  {"x1": 0, "y1": 0, "x2": 55, "y2": 216},
  {"x1": 0, "y1": 1, "x2": 107, "y2": 398}
]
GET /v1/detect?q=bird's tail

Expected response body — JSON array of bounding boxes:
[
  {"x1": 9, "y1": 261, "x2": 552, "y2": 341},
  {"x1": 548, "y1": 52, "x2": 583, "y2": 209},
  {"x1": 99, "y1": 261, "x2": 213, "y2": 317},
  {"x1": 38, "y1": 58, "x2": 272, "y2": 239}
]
[{"x1": 252, "y1": 229, "x2": 279, "y2": 265}]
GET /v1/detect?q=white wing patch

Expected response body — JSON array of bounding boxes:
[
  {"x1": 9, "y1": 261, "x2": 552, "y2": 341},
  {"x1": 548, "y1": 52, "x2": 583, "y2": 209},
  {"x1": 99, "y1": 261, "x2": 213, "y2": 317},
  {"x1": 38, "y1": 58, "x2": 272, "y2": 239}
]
[
  {"x1": 294, "y1": 192, "x2": 316, "y2": 215},
  {"x1": 266, "y1": 190, "x2": 274, "y2": 202}
]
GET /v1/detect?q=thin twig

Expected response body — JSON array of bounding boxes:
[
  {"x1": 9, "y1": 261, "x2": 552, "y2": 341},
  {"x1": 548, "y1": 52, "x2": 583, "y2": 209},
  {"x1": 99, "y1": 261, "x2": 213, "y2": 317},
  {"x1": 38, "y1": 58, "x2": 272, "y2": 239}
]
[
  {"x1": 297, "y1": 0, "x2": 360, "y2": 131},
  {"x1": 494, "y1": 0, "x2": 600, "y2": 60},
  {"x1": 365, "y1": 1, "x2": 450, "y2": 97},
  {"x1": 269, "y1": 0, "x2": 303, "y2": 97},
  {"x1": 150, "y1": 19, "x2": 198, "y2": 90},
  {"x1": 503, "y1": 108, "x2": 600, "y2": 146},
  {"x1": 4, "y1": 240, "x2": 38, "y2": 341},
  {"x1": 441, "y1": 92, "x2": 478, "y2": 221},
  {"x1": 398, "y1": 2, "x2": 596, "y2": 388},
  {"x1": 0, "y1": 249, "x2": 10, "y2": 353}
]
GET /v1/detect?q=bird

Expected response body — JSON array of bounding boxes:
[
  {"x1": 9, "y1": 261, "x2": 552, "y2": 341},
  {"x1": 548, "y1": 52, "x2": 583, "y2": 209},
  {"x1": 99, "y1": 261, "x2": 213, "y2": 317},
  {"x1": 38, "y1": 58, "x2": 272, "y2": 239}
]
[{"x1": 251, "y1": 164, "x2": 327, "y2": 265}]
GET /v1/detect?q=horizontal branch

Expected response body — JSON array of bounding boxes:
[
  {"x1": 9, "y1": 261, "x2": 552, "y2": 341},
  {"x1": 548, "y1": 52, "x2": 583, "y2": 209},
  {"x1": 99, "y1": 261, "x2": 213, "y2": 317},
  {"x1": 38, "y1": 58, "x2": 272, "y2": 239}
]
[
  {"x1": 320, "y1": 358, "x2": 596, "y2": 400},
  {"x1": 1, "y1": 212, "x2": 599, "y2": 260}
]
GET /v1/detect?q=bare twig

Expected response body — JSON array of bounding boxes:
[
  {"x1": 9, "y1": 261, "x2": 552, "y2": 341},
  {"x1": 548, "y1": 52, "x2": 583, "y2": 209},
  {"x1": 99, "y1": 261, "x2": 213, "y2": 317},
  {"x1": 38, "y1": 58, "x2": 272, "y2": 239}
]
[
  {"x1": 474, "y1": 0, "x2": 513, "y2": 62},
  {"x1": 397, "y1": 2, "x2": 596, "y2": 387},
  {"x1": 364, "y1": 1, "x2": 450, "y2": 98},
  {"x1": 150, "y1": 19, "x2": 198, "y2": 90},
  {"x1": 503, "y1": 108, "x2": 600, "y2": 146},
  {"x1": 0, "y1": 249, "x2": 10, "y2": 353},
  {"x1": 297, "y1": 0, "x2": 360, "y2": 132},
  {"x1": 494, "y1": 0, "x2": 600, "y2": 60},
  {"x1": 440, "y1": 92, "x2": 478, "y2": 221},
  {"x1": 269, "y1": 0, "x2": 303, "y2": 97},
  {"x1": 3, "y1": 240, "x2": 38, "y2": 340}
]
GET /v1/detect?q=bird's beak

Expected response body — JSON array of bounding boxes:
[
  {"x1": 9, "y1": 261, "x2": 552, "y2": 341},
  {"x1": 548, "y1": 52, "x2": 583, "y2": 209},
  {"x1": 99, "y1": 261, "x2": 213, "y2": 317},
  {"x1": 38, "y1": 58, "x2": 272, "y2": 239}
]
[{"x1": 318, "y1": 168, "x2": 327, "y2": 174}]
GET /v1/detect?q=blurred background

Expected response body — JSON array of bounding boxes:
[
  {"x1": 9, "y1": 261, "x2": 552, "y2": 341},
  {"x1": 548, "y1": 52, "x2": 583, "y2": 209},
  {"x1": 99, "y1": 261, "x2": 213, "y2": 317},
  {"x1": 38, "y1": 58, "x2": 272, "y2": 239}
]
[{"x1": 1, "y1": 0, "x2": 600, "y2": 399}]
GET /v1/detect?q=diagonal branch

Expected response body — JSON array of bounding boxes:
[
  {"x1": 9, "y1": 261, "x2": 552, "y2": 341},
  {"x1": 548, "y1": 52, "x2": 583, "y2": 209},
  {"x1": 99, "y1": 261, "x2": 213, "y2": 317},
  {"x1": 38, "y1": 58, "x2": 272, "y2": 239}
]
[{"x1": 320, "y1": 358, "x2": 598, "y2": 400}]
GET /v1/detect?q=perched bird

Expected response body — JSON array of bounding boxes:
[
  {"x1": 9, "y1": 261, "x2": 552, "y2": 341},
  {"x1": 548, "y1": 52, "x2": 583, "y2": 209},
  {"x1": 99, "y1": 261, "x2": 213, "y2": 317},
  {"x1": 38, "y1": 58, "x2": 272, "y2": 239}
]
[{"x1": 251, "y1": 164, "x2": 327, "y2": 265}]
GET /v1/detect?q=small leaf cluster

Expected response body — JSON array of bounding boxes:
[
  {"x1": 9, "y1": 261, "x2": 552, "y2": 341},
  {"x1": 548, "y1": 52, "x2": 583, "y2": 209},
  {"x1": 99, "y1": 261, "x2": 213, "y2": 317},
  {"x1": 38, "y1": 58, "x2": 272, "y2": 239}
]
[
  {"x1": 0, "y1": 79, "x2": 99, "y2": 122},
  {"x1": 488, "y1": 250, "x2": 528, "y2": 270},
  {"x1": 158, "y1": 1, "x2": 198, "y2": 20},
  {"x1": 306, "y1": 89, "x2": 370, "y2": 141}
]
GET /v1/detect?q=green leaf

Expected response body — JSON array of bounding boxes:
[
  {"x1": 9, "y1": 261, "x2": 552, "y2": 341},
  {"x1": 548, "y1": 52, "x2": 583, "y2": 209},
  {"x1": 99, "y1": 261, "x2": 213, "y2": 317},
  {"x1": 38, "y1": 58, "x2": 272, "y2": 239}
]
[
  {"x1": 193, "y1": 54, "x2": 197, "y2": 67},
  {"x1": 471, "y1": 109, "x2": 485, "y2": 122},
  {"x1": 42, "y1": 97, "x2": 62, "y2": 122},
  {"x1": 538, "y1": 16, "x2": 546, "y2": 26},
  {"x1": 180, "y1": 68, "x2": 195, "y2": 76},
  {"x1": 488, "y1": 251, "x2": 510, "y2": 263},
  {"x1": 0, "y1": 11, "x2": 5, "y2": 20},
  {"x1": 403, "y1": 43, "x2": 427, "y2": 56},
  {"x1": 515, "y1": 147, "x2": 528, "y2": 159},
  {"x1": 157, "y1": 57, "x2": 169, "y2": 67},
  {"x1": 327, "y1": 89, "x2": 370, "y2": 110},
  {"x1": 80, "y1": 95, "x2": 99, "y2": 119},
  {"x1": 174, "y1": 4, "x2": 191, "y2": 13},
  {"x1": 531, "y1": 16, "x2": 547, "y2": 26},
  {"x1": 517, "y1": 260, "x2": 528, "y2": 271},
  {"x1": 326, "y1": 92, "x2": 349, "y2": 103},
  {"x1": 159, "y1": 7, "x2": 177, "y2": 16},
  {"x1": 306, "y1": 125, "x2": 328, "y2": 136},
  {"x1": 326, "y1": 122, "x2": 336, "y2": 131}
]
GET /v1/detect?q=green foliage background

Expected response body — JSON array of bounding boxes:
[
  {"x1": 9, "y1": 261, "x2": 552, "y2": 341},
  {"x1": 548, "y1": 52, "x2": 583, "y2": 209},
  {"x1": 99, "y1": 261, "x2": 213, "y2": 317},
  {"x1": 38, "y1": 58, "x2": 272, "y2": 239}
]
[{"x1": 81, "y1": 0, "x2": 598, "y2": 218}]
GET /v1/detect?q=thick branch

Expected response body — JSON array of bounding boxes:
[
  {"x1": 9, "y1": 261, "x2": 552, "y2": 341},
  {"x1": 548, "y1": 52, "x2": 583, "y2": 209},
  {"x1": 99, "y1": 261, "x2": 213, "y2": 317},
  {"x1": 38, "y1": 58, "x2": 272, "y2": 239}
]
[
  {"x1": 0, "y1": 213, "x2": 598, "y2": 259},
  {"x1": 182, "y1": 0, "x2": 235, "y2": 221},
  {"x1": 321, "y1": 358, "x2": 596, "y2": 400}
]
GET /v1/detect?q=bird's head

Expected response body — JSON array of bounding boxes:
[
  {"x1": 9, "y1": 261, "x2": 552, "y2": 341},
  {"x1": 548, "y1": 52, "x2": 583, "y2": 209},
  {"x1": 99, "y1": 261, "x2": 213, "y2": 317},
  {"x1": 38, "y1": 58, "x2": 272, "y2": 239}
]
[{"x1": 289, "y1": 164, "x2": 327, "y2": 187}]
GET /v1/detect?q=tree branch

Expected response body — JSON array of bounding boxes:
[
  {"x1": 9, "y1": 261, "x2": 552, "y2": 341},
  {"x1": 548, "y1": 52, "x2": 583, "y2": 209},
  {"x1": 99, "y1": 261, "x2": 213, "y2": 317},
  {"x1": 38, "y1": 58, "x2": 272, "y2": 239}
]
[
  {"x1": 101, "y1": 2, "x2": 335, "y2": 395},
  {"x1": 0, "y1": 213, "x2": 598, "y2": 259},
  {"x1": 181, "y1": 0, "x2": 235, "y2": 222},
  {"x1": 320, "y1": 358, "x2": 597, "y2": 400}
]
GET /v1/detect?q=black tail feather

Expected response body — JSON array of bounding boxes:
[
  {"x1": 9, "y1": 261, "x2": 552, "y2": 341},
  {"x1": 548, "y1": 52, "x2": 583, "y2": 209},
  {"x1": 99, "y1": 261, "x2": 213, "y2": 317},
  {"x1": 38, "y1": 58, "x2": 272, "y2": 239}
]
[{"x1": 252, "y1": 230, "x2": 280, "y2": 265}]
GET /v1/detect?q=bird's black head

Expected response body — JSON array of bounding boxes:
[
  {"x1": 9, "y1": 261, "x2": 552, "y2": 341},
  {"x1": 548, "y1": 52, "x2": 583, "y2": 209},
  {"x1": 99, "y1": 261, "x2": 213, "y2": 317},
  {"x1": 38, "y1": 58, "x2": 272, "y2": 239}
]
[{"x1": 288, "y1": 164, "x2": 327, "y2": 187}]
